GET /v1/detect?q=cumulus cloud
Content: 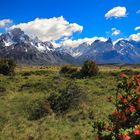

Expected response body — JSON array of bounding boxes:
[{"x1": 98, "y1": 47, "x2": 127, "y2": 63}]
[
  {"x1": 128, "y1": 33, "x2": 140, "y2": 42},
  {"x1": 105, "y1": 6, "x2": 127, "y2": 19},
  {"x1": 134, "y1": 26, "x2": 140, "y2": 31},
  {"x1": 111, "y1": 28, "x2": 121, "y2": 36},
  {"x1": 10, "y1": 16, "x2": 83, "y2": 41},
  {"x1": 136, "y1": 10, "x2": 140, "y2": 14},
  {"x1": 61, "y1": 37, "x2": 107, "y2": 48},
  {"x1": 0, "y1": 19, "x2": 12, "y2": 28}
]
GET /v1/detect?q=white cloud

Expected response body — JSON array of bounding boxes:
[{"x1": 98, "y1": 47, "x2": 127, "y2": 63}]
[
  {"x1": 136, "y1": 10, "x2": 140, "y2": 14},
  {"x1": 105, "y1": 6, "x2": 127, "y2": 19},
  {"x1": 10, "y1": 16, "x2": 83, "y2": 41},
  {"x1": 128, "y1": 33, "x2": 140, "y2": 42},
  {"x1": 61, "y1": 37, "x2": 107, "y2": 48},
  {"x1": 135, "y1": 26, "x2": 140, "y2": 31},
  {"x1": 113, "y1": 38, "x2": 125, "y2": 45},
  {"x1": 111, "y1": 28, "x2": 121, "y2": 36},
  {"x1": 0, "y1": 19, "x2": 12, "y2": 28}
]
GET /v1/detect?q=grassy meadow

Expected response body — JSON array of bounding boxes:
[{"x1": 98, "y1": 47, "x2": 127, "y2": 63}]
[{"x1": 0, "y1": 65, "x2": 140, "y2": 140}]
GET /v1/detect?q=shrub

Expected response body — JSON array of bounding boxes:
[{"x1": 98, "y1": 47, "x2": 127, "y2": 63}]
[
  {"x1": 94, "y1": 73, "x2": 140, "y2": 140},
  {"x1": 0, "y1": 85, "x2": 6, "y2": 96},
  {"x1": 80, "y1": 60, "x2": 99, "y2": 77},
  {"x1": 60, "y1": 65, "x2": 78, "y2": 76},
  {"x1": 22, "y1": 72, "x2": 32, "y2": 76},
  {"x1": 0, "y1": 59, "x2": 16, "y2": 76},
  {"x1": 48, "y1": 82, "x2": 87, "y2": 114},
  {"x1": 24, "y1": 99, "x2": 52, "y2": 120},
  {"x1": 0, "y1": 86, "x2": 6, "y2": 93}
]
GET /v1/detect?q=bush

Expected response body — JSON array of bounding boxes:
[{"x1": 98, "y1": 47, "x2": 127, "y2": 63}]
[
  {"x1": 0, "y1": 86, "x2": 6, "y2": 93},
  {"x1": 60, "y1": 65, "x2": 78, "y2": 76},
  {"x1": 0, "y1": 59, "x2": 16, "y2": 76},
  {"x1": 48, "y1": 82, "x2": 87, "y2": 114},
  {"x1": 94, "y1": 73, "x2": 140, "y2": 140},
  {"x1": 80, "y1": 60, "x2": 99, "y2": 77},
  {"x1": 24, "y1": 99, "x2": 52, "y2": 120},
  {"x1": 22, "y1": 72, "x2": 32, "y2": 76}
]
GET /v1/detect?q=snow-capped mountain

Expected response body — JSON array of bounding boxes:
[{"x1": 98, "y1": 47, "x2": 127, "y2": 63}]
[
  {"x1": 0, "y1": 28, "x2": 140, "y2": 65},
  {"x1": 56, "y1": 42, "x2": 90, "y2": 58},
  {"x1": 57, "y1": 38, "x2": 140, "y2": 64},
  {"x1": 0, "y1": 28, "x2": 76, "y2": 65},
  {"x1": 0, "y1": 28, "x2": 54, "y2": 53}
]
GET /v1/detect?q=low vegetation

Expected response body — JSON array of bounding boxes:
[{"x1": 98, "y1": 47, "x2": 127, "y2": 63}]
[
  {"x1": 80, "y1": 60, "x2": 99, "y2": 77},
  {"x1": 60, "y1": 60, "x2": 99, "y2": 78},
  {"x1": 60, "y1": 64, "x2": 78, "y2": 75},
  {"x1": 94, "y1": 73, "x2": 140, "y2": 140},
  {"x1": 0, "y1": 58, "x2": 16, "y2": 75},
  {"x1": 0, "y1": 62, "x2": 140, "y2": 139},
  {"x1": 48, "y1": 82, "x2": 87, "y2": 114}
]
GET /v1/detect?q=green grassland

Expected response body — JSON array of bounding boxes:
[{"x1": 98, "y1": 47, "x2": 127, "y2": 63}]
[{"x1": 0, "y1": 65, "x2": 139, "y2": 140}]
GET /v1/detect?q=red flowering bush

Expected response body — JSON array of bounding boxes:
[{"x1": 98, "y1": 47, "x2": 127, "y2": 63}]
[{"x1": 94, "y1": 73, "x2": 140, "y2": 140}]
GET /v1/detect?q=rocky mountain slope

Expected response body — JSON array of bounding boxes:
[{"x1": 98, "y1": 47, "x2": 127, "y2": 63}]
[
  {"x1": 57, "y1": 38, "x2": 140, "y2": 64},
  {"x1": 0, "y1": 28, "x2": 140, "y2": 65},
  {"x1": 0, "y1": 28, "x2": 75, "y2": 65}
]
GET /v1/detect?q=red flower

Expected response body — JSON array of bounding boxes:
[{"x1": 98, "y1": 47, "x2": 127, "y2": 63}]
[
  {"x1": 129, "y1": 105, "x2": 136, "y2": 112},
  {"x1": 128, "y1": 95, "x2": 131, "y2": 100},
  {"x1": 137, "y1": 74, "x2": 140, "y2": 77},
  {"x1": 127, "y1": 81, "x2": 132, "y2": 86},
  {"x1": 133, "y1": 128, "x2": 140, "y2": 135},
  {"x1": 121, "y1": 98, "x2": 128, "y2": 104},
  {"x1": 138, "y1": 81, "x2": 140, "y2": 86},
  {"x1": 118, "y1": 133, "x2": 131, "y2": 140},
  {"x1": 107, "y1": 96, "x2": 113, "y2": 101},
  {"x1": 119, "y1": 95, "x2": 123, "y2": 99},
  {"x1": 120, "y1": 73, "x2": 127, "y2": 78},
  {"x1": 136, "y1": 87, "x2": 140, "y2": 94},
  {"x1": 112, "y1": 110, "x2": 119, "y2": 116},
  {"x1": 137, "y1": 98, "x2": 140, "y2": 103}
]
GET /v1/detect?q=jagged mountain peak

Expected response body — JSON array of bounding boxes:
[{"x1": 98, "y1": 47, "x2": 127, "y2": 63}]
[
  {"x1": 1, "y1": 28, "x2": 140, "y2": 65},
  {"x1": 106, "y1": 37, "x2": 112, "y2": 44},
  {"x1": 9, "y1": 28, "x2": 24, "y2": 36},
  {"x1": 0, "y1": 28, "x2": 76, "y2": 65}
]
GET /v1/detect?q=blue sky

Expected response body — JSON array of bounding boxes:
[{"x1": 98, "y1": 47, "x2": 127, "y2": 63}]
[{"x1": 0, "y1": 0, "x2": 140, "y2": 46}]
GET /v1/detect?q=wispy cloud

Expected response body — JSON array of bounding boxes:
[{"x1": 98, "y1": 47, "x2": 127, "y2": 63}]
[
  {"x1": 111, "y1": 28, "x2": 121, "y2": 36},
  {"x1": 136, "y1": 10, "x2": 140, "y2": 14},
  {"x1": 0, "y1": 19, "x2": 12, "y2": 28},
  {"x1": 134, "y1": 26, "x2": 140, "y2": 31},
  {"x1": 105, "y1": 6, "x2": 127, "y2": 19}
]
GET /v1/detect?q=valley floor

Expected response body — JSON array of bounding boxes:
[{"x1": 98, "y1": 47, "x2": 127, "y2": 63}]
[{"x1": 0, "y1": 65, "x2": 140, "y2": 140}]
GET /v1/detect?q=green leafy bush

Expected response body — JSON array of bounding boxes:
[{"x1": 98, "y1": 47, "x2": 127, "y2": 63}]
[
  {"x1": 48, "y1": 82, "x2": 87, "y2": 114},
  {"x1": 0, "y1": 59, "x2": 16, "y2": 76},
  {"x1": 80, "y1": 60, "x2": 99, "y2": 77}
]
